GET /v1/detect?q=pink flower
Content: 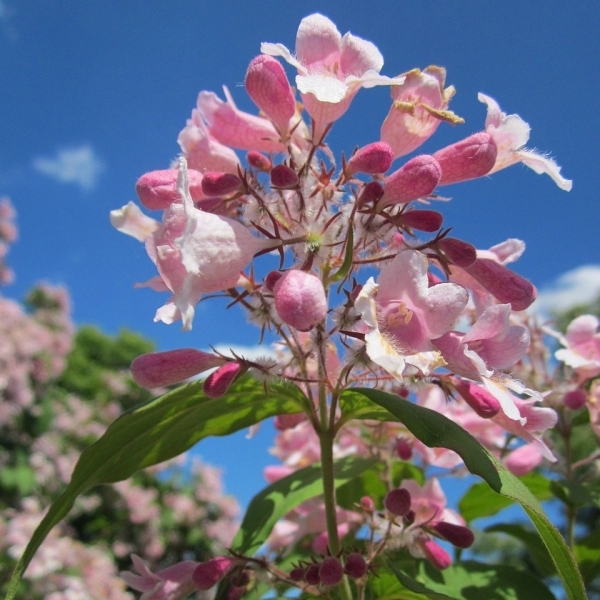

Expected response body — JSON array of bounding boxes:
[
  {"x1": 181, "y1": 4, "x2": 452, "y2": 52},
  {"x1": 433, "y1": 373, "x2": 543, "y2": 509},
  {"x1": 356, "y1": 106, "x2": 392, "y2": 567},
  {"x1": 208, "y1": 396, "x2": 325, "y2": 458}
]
[
  {"x1": 479, "y1": 93, "x2": 572, "y2": 191},
  {"x1": 262, "y1": 13, "x2": 404, "y2": 140},
  {"x1": 110, "y1": 201, "x2": 160, "y2": 242},
  {"x1": 503, "y1": 443, "x2": 544, "y2": 476},
  {"x1": 355, "y1": 250, "x2": 468, "y2": 378},
  {"x1": 555, "y1": 315, "x2": 600, "y2": 382}
]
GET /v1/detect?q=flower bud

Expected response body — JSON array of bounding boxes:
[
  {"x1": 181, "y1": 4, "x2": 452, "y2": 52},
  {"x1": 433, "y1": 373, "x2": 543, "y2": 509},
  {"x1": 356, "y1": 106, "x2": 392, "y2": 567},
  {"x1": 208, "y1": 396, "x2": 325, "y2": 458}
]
[
  {"x1": 383, "y1": 488, "x2": 411, "y2": 516},
  {"x1": 346, "y1": 142, "x2": 394, "y2": 176},
  {"x1": 201, "y1": 171, "x2": 243, "y2": 197},
  {"x1": 453, "y1": 378, "x2": 501, "y2": 419},
  {"x1": 432, "y1": 521, "x2": 475, "y2": 548},
  {"x1": 264, "y1": 270, "x2": 284, "y2": 291},
  {"x1": 356, "y1": 181, "x2": 384, "y2": 207},
  {"x1": 563, "y1": 389, "x2": 587, "y2": 410},
  {"x1": 398, "y1": 209, "x2": 443, "y2": 232},
  {"x1": 247, "y1": 151, "x2": 272, "y2": 171},
  {"x1": 136, "y1": 168, "x2": 206, "y2": 210},
  {"x1": 438, "y1": 237, "x2": 477, "y2": 267},
  {"x1": 273, "y1": 270, "x2": 328, "y2": 332},
  {"x1": 192, "y1": 557, "x2": 235, "y2": 590},
  {"x1": 304, "y1": 564, "x2": 321, "y2": 586},
  {"x1": 289, "y1": 567, "x2": 305, "y2": 582},
  {"x1": 274, "y1": 412, "x2": 307, "y2": 430},
  {"x1": 245, "y1": 55, "x2": 296, "y2": 135},
  {"x1": 377, "y1": 155, "x2": 441, "y2": 210},
  {"x1": 404, "y1": 510, "x2": 416, "y2": 525},
  {"x1": 203, "y1": 362, "x2": 243, "y2": 398},
  {"x1": 319, "y1": 557, "x2": 344, "y2": 586},
  {"x1": 131, "y1": 349, "x2": 227, "y2": 389},
  {"x1": 421, "y1": 539, "x2": 452, "y2": 570},
  {"x1": 395, "y1": 438, "x2": 413, "y2": 460},
  {"x1": 434, "y1": 132, "x2": 497, "y2": 186},
  {"x1": 270, "y1": 164, "x2": 299, "y2": 189},
  {"x1": 344, "y1": 553, "x2": 367, "y2": 579},
  {"x1": 503, "y1": 444, "x2": 542, "y2": 476},
  {"x1": 360, "y1": 496, "x2": 375, "y2": 512}
]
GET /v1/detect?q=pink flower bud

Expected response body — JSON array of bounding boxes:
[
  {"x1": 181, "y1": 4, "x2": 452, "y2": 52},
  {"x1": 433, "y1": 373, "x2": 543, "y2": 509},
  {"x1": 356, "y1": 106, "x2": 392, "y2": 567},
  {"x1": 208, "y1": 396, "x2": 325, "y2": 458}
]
[
  {"x1": 270, "y1": 164, "x2": 299, "y2": 189},
  {"x1": 274, "y1": 412, "x2": 307, "y2": 430},
  {"x1": 264, "y1": 270, "x2": 284, "y2": 291},
  {"x1": 434, "y1": 132, "x2": 498, "y2": 186},
  {"x1": 453, "y1": 378, "x2": 501, "y2": 418},
  {"x1": 319, "y1": 557, "x2": 344, "y2": 586},
  {"x1": 421, "y1": 539, "x2": 452, "y2": 570},
  {"x1": 432, "y1": 521, "x2": 475, "y2": 548},
  {"x1": 438, "y1": 237, "x2": 477, "y2": 268},
  {"x1": 377, "y1": 155, "x2": 441, "y2": 210},
  {"x1": 245, "y1": 55, "x2": 296, "y2": 135},
  {"x1": 346, "y1": 142, "x2": 394, "y2": 175},
  {"x1": 463, "y1": 258, "x2": 537, "y2": 311},
  {"x1": 404, "y1": 510, "x2": 416, "y2": 525},
  {"x1": 344, "y1": 553, "x2": 367, "y2": 579},
  {"x1": 304, "y1": 564, "x2": 321, "y2": 586},
  {"x1": 357, "y1": 181, "x2": 384, "y2": 207},
  {"x1": 192, "y1": 557, "x2": 235, "y2": 591},
  {"x1": 247, "y1": 151, "x2": 272, "y2": 171},
  {"x1": 136, "y1": 169, "x2": 206, "y2": 210},
  {"x1": 360, "y1": 496, "x2": 374, "y2": 512},
  {"x1": 131, "y1": 349, "x2": 227, "y2": 389},
  {"x1": 395, "y1": 438, "x2": 413, "y2": 460},
  {"x1": 398, "y1": 209, "x2": 443, "y2": 232},
  {"x1": 201, "y1": 171, "x2": 243, "y2": 197},
  {"x1": 203, "y1": 362, "x2": 243, "y2": 398},
  {"x1": 289, "y1": 567, "x2": 305, "y2": 582},
  {"x1": 563, "y1": 389, "x2": 587, "y2": 410},
  {"x1": 503, "y1": 444, "x2": 543, "y2": 476},
  {"x1": 273, "y1": 270, "x2": 328, "y2": 331},
  {"x1": 384, "y1": 488, "x2": 411, "y2": 516}
]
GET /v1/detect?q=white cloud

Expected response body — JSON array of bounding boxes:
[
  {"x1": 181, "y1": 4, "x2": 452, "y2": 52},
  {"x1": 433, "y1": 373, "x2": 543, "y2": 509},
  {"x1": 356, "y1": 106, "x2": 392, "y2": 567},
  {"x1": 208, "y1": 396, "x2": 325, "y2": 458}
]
[
  {"x1": 32, "y1": 144, "x2": 106, "y2": 191},
  {"x1": 532, "y1": 265, "x2": 600, "y2": 316}
]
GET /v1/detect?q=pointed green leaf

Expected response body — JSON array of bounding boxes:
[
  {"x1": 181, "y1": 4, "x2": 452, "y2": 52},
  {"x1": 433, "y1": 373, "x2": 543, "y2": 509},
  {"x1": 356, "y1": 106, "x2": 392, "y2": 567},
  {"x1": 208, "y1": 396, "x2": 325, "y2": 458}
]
[
  {"x1": 329, "y1": 224, "x2": 354, "y2": 284},
  {"x1": 347, "y1": 388, "x2": 586, "y2": 600},
  {"x1": 231, "y1": 456, "x2": 378, "y2": 556},
  {"x1": 5, "y1": 376, "x2": 305, "y2": 600},
  {"x1": 387, "y1": 561, "x2": 456, "y2": 600}
]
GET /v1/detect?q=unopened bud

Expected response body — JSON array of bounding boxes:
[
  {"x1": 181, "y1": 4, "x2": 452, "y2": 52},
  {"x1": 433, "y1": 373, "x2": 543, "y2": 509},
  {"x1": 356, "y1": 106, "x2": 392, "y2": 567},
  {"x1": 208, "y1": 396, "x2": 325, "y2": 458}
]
[
  {"x1": 201, "y1": 171, "x2": 243, "y2": 197},
  {"x1": 404, "y1": 510, "x2": 416, "y2": 525},
  {"x1": 563, "y1": 389, "x2": 587, "y2": 410},
  {"x1": 434, "y1": 132, "x2": 497, "y2": 186},
  {"x1": 360, "y1": 496, "x2": 375, "y2": 512},
  {"x1": 136, "y1": 169, "x2": 206, "y2": 210},
  {"x1": 395, "y1": 438, "x2": 413, "y2": 460},
  {"x1": 264, "y1": 270, "x2": 284, "y2": 291},
  {"x1": 398, "y1": 209, "x2": 443, "y2": 232},
  {"x1": 346, "y1": 142, "x2": 394, "y2": 176},
  {"x1": 356, "y1": 181, "x2": 384, "y2": 207},
  {"x1": 273, "y1": 270, "x2": 328, "y2": 331},
  {"x1": 438, "y1": 237, "x2": 477, "y2": 268},
  {"x1": 421, "y1": 539, "x2": 452, "y2": 570},
  {"x1": 192, "y1": 557, "x2": 235, "y2": 591},
  {"x1": 131, "y1": 349, "x2": 226, "y2": 389},
  {"x1": 453, "y1": 378, "x2": 501, "y2": 418},
  {"x1": 247, "y1": 151, "x2": 272, "y2": 171},
  {"x1": 245, "y1": 55, "x2": 296, "y2": 134},
  {"x1": 203, "y1": 362, "x2": 243, "y2": 398},
  {"x1": 270, "y1": 164, "x2": 299, "y2": 189},
  {"x1": 432, "y1": 521, "x2": 475, "y2": 548},
  {"x1": 384, "y1": 488, "x2": 411, "y2": 516},
  {"x1": 289, "y1": 567, "x2": 305, "y2": 582},
  {"x1": 344, "y1": 553, "x2": 367, "y2": 579},
  {"x1": 319, "y1": 557, "x2": 344, "y2": 586},
  {"x1": 274, "y1": 412, "x2": 306, "y2": 430},
  {"x1": 304, "y1": 564, "x2": 321, "y2": 586},
  {"x1": 377, "y1": 155, "x2": 441, "y2": 210}
]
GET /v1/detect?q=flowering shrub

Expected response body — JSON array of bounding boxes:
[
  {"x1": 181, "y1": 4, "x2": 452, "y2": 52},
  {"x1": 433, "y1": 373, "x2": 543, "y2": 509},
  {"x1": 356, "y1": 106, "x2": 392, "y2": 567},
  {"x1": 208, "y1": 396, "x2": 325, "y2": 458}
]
[{"x1": 6, "y1": 12, "x2": 599, "y2": 600}]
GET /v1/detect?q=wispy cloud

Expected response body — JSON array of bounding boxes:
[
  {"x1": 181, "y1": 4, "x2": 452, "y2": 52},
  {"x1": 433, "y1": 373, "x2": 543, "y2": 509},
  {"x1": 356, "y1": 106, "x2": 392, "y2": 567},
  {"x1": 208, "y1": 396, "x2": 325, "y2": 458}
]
[
  {"x1": 32, "y1": 144, "x2": 106, "y2": 191},
  {"x1": 532, "y1": 265, "x2": 600, "y2": 316}
]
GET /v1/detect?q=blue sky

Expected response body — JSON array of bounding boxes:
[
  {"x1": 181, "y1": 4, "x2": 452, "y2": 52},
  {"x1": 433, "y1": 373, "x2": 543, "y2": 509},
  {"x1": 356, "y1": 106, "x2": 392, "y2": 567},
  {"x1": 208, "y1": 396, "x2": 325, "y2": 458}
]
[{"x1": 1, "y1": 1, "x2": 599, "y2": 506}]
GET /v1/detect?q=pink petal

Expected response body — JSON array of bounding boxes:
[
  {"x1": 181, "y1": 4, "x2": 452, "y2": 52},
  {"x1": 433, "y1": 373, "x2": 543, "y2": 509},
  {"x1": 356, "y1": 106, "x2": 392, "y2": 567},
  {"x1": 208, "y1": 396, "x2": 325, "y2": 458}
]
[{"x1": 295, "y1": 13, "x2": 341, "y2": 69}]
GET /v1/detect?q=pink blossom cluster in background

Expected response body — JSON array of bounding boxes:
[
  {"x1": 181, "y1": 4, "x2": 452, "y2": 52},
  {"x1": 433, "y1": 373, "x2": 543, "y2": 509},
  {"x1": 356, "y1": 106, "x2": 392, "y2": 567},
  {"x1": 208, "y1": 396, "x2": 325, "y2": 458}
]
[{"x1": 0, "y1": 197, "x2": 17, "y2": 286}]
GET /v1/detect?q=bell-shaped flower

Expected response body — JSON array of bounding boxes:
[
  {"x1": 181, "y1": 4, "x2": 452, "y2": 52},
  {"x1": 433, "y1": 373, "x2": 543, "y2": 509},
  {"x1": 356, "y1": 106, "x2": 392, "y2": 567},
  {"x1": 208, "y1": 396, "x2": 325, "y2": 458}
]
[
  {"x1": 554, "y1": 314, "x2": 600, "y2": 382},
  {"x1": 136, "y1": 169, "x2": 208, "y2": 211},
  {"x1": 354, "y1": 250, "x2": 468, "y2": 378},
  {"x1": 345, "y1": 141, "x2": 395, "y2": 177},
  {"x1": 381, "y1": 66, "x2": 462, "y2": 158},
  {"x1": 479, "y1": 93, "x2": 572, "y2": 191},
  {"x1": 262, "y1": 13, "x2": 404, "y2": 140},
  {"x1": 503, "y1": 443, "x2": 544, "y2": 476}
]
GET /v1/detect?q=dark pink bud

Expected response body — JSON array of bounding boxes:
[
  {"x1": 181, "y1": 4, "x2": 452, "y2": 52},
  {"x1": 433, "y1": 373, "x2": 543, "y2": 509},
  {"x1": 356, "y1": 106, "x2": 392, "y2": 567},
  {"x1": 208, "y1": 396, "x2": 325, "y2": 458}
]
[
  {"x1": 247, "y1": 151, "x2": 272, "y2": 171},
  {"x1": 360, "y1": 496, "x2": 375, "y2": 512},
  {"x1": 421, "y1": 539, "x2": 452, "y2": 570},
  {"x1": 404, "y1": 510, "x2": 416, "y2": 525},
  {"x1": 384, "y1": 488, "x2": 411, "y2": 516},
  {"x1": 289, "y1": 567, "x2": 305, "y2": 582},
  {"x1": 563, "y1": 389, "x2": 587, "y2": 410},
  {"x1": 131, "y1": 349, "x2": 227, "y2": 389},
  {"x1": 395, "y1": 438, "x2": 413, "y2": 460},
  {"x1": 398, "y1": 209, "x2": 443, "y2": 232},
  {"x1": 438, "y1": 237, "x2": 477, "y2": 267},
  {"x1": 319, "y1": 557, "x2": 344, "y2": 586},
  {"x1": 273, "y1": 270, "x2": 328, "y2": 331},
  {"x1": 270, "y1": 164, "x2": 299, "y2": 189},
  {"x1": 377, "y1": 155, "x2": 441, "y2": 209},
  {"x1": 357, "y1": 181, "x2": 384, "y2": 207},
  {"x1": 453, "y1": 378, "x2": 501, "y2": 418},
  {"x1": 192, "y1": 557, "x2": 235, "y2": 590},
  {"x1": 304, "y1": 564, "x2": 321, "y2": 586},
  {"x1": 227, "y1": 586, "x2": 246, "y2": 600},
  {"x1": 344, "y1": 553, "x2": 367, "y2": 579},
  {"x1": 201, "y1": 171, "x2": 243, "y2": 197},
  {"x1": 346, "y1": 142, "x2": 394, "y2": 175},
  {"x1": 203, "y1": 362, "x2": 242, "y2": 398},
  {"x1": 136, "y1": 169, "x2": 206, "y2": 210},
  {"x1": 434, "y1": 132, "x2": 497, "y2": 186},
  {"x1": 274, "y1": 412, "x2": 307, "y2": 430},
  {"x1": 464, "y1": 258, "x2": 537, "y2": 311},
  {"x1": 432, "y1": 521, "x2": 475, "y2": 549},
  {"x1": 245, "y1": 55, "x2": 296, "y2": 134},
  {"x1": 264, "y1": 270, "x2": 284, "y2": 291}
]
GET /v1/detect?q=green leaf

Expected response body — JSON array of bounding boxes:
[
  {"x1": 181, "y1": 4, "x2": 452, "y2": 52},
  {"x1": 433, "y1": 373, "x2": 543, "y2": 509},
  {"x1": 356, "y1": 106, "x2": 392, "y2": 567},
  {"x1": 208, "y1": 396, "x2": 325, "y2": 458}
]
[
  {"x1": 231, "y1": 455, "x2": 378, "y2": 556},
  {"x1": 550, "y1": 479, "x2": 600, "y2": 509},
  {"x1": 329, "y1": 224, "x2": 354, "y2": 284},
  {"x1": 387, "y1": 561, "x2": 456, "y2": 600},
  {"x1": 339, "y1": 388, "x2": 396, "y2": 425},
  {"x1": 5, "y1": 376, "x2": 305, "y2": 600},
  {"x1": 574, "y1": 528, "x2": 600, "y2": 585},
  {"x1": 348, "y1": 388, "x2": 586, "y2": 600}
]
